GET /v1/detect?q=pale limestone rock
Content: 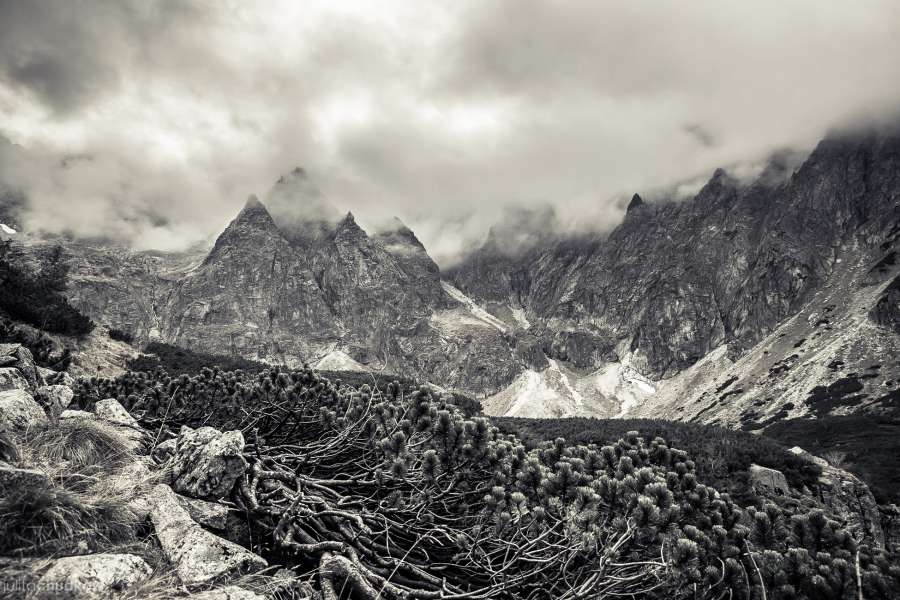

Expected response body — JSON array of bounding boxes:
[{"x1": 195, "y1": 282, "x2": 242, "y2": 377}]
[
  {"x1": 790, "y1": 446, "x2": 885, "y2": 547},
  {"x1": 95, "y1": 398, "x2": 139, "y2": 427},
  {"x1": 59, "y1": 409, "x2": 94, "y2": 419},
  {"x1": 170, "y1": 426, "x2": 248, "y2": 499},
  {"x1": 0, "y1": 367, "x2": 29, "y2": 392},
  {"x1": 28, "y1": 553, "x2": 152, "y2": 600},
  {"x1": 33, "y1": 384, "x2": 74, "y2": 418},
  {"x1": 749, "y1": 464, "x2": 789, "y2": 496},
  {"x1": 0, "y1": 344, "x2": 42, "y2": 390},
  {"x1": 0, "y1": 389, "x2": 48, "y2": 430},
  {"x1": 148, "y1": 484, "x2": 266, "y2": 586}
]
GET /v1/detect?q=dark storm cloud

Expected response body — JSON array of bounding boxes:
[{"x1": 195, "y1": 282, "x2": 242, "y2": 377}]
[{"x1": 0, "y1": 1, "x2": 899, "y2": 263}]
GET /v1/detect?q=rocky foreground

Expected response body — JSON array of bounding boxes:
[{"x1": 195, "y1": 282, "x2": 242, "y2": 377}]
[{"x1": 2, "y1": 341, "x2": 900, "y2": 599}]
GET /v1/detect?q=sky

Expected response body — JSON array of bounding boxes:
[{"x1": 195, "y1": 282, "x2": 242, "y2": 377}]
[{"x1": 1, "y1": 0, "x2": 899, "y2": 265}]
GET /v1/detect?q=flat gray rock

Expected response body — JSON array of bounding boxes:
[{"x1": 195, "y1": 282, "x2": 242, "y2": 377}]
[
  {"x1": 0, "y1": 389, "x2": 48, "y2": 430},
  {"x1": 148, "y1": 483, "x2": 266, "y2": 586},
  {"x1": 28, "y1": 553, "x2": 152, "y2": 600}
]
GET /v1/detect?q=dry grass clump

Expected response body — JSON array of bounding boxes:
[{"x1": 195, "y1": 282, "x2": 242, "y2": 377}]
[
  {"x1": 0, "y1": 474, "x2": 138, "y2": 556},
  {"x1": 17, "y1": 417, "x2": 137, "y2": 471},
  {"x1": 0, "y1": 418, "x2": 154, "y2": 557}
]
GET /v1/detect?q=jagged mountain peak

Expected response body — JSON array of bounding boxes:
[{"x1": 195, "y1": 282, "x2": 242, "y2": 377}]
[
  {"x1": 241, "y1": 194, "x2": 266, "y2": 212},
  {"x1": 232, "y1": 194, "x2": 277, "y2": 229},
  {"x1": 265, "y1": 167, "x2": 343, "y2": 247},
  {"x1": 275, "y1": 166, "x2": 309, "y2": 185},
  {"x1": 626, "y1": 193, "x2": 644, "y2": 213}
]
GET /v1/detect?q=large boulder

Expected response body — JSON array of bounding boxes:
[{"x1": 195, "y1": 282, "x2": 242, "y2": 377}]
[
  {"x1": 94, "y1": 398, "x2": 139, "y2": 427},
  {"x1": 790, "y1": 447, "x2": 885, "y2": 547},
  {"x1": 28, "y1": 553, "x2": 152, "y2": 600},
  {"x1": 0, "y1": 389, "x2": 49, "y2": 430},
  {"x1": 148, "y1": 484, "x2": 266, "y2": 586},
  {"x1": 0, "y1": 367, "x2": 29, "y2": 392},
  {"x1": 33, "y1": 385, "x2": 74, "y2": 419},
  {"x1": 749, "y1": 464, "x2": 789, "y2": 496},
  {"x1": 0, "y1": 344, "x2": 42, "y2": 390},
  {"x1": 170, "y1": 427, "x2": 248, "y2": 499}
]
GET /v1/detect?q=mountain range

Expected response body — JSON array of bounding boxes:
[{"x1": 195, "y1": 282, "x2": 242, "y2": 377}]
[{"x1": 14, "y1": 125, "x2": 900, "y2": 431}]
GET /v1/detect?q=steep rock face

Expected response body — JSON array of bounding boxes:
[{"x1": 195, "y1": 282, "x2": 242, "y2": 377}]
[
  {"x1": 450, "y1": 128, "x2": 900, "y2": 415},
  {"x1": 870, "y1": 274, "x2": 900, "y2": 333},
  {"x1": 372, "y1": 218, "x2": 446, "y2": 308},
  {"x1": 162, "y1": 197, "x2": 336, "y2": 362},
  {"x1": 790, "y1": 448, "x2": 885, "y2": 547}
]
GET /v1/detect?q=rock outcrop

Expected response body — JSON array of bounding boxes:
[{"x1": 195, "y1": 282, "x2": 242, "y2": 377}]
[
  {"x1": 0, "y1": 344, "x2": 42, "y2": 390},
  {"x1": 170, "y1": 426, "x2": 248, "y2": 499},
  {"x1": 791, "y1": 447, "x2": 885, "y2": 547},
  {"x1": 33, "y1": 385, "x2": 73, "y2": 419},
  {"x1": 0, "y1": 367, "x2": 29, "y2": 392},
  {"x1": 148, "y1": 483, "x2": 266, "y2": 586},
  {"x1": 749, "y1": 464, "x2": 790, "y2": 496},
  {"x1": 29, "y1": 553, "x2": 152, "y2": 600},
  {"x1": 881, "y1": 504, "x2": 900, "y2": 550},
  {"x1": 94, "y1": 398, "x2": 139, "y2": 427},
  {"x1": 0, "y1": 389, "x2": 48, "y2": 430}
]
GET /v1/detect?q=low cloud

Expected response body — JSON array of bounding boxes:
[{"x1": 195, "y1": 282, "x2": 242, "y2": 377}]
[{"x1": 0, "y1": 1, "x2": 898, "y2": 263}]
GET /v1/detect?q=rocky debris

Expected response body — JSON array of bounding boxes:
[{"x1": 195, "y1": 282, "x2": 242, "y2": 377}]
[
  {"x1": 0, "y1": 463, "x2": 50, "y2": 489},
  {"x1": 170, "y1": 426, "x2": 248, "y2": 499},
  {"x1": 94, "y1": 398, "x2": 139, "y2": 427},
  {"x1": 148, "y1": 483, "x2": 266, "y2": 586},
  {"x1": 749, "y1": 464, "x2": 789, "y2": 496},
  {"x1": 790, "y1": 447, "x2": 885, "y2": 547},
  {"x1": 0, "y1": 367, "x2": 29, "y2": 392},
  {"x1": 28, "y1": 553, "x2": 152, "y2": 600},
  {"x1": 190, "y1": 587, "x2": 267, "y2": 600},
  {"x1": 0, "y1": 344, "x2": 41, "y2": 390},
  {"x1": 0, "y1": 389, "x2": 49, "y2": 430},
  {"x1": 33, "y1": 385, "x2": 74, "y2": 419},
  {"x1": 178, "y1": 495, "x2": 230, "y2": 530}
]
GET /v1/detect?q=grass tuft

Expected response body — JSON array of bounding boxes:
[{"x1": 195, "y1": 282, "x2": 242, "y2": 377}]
[
  {"x1": 18, "y1": 418, "x2": 136, "y2": 471},
  {"x1": 0, "y1": 472, "x2": 141, "y2": 556}
]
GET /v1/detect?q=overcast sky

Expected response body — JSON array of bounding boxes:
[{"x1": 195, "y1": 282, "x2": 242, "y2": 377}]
[{"x1": 1, "y1": 0, "x2": 899, "y2": 264}]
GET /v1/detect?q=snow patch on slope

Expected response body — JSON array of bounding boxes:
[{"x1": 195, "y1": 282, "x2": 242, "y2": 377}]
[
  {"x1": 0, "y1": 223, "x2": 16, "y2": 235},
  {"x1": 441, "y1": 282, "x2": 508, "y2": 332},
  {"x1": 314, "y1": 350, "x2": 367, "y2": 372},
  {"x1": 485, "y1": 353, "x2": 657, "y2": 419}
]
